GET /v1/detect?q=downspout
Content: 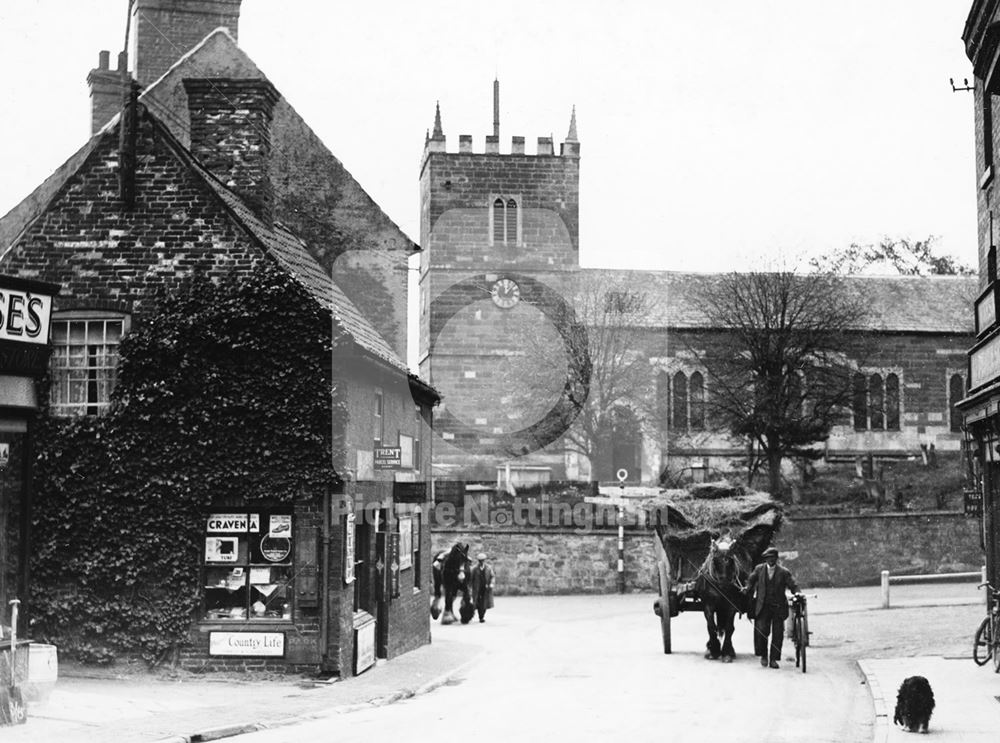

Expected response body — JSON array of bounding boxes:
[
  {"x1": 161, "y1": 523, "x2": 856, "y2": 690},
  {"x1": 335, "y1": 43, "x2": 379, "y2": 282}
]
[
  {"x1": 17, "y1": 416, "x2": 33, "y2": 628},
  {"x1": 320, "y1": 489, "x2": 331, "y2": 669}
]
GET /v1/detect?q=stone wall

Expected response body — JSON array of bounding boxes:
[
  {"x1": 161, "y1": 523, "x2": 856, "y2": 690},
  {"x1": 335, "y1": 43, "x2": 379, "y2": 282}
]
[{"x1": 432, "y1": 511, "x2": 984, "y2": 593}]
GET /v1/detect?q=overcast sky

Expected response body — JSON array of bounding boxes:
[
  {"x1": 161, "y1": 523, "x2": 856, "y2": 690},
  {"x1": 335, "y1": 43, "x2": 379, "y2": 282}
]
[{"x1": 0, "y1": 1, "x2": 981, "y2": 272}]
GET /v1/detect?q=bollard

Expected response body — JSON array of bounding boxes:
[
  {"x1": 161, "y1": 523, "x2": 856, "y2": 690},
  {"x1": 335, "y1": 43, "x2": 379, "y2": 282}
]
[{"x1": 881, "y1": 570, "x2": 890, "y2": 609}]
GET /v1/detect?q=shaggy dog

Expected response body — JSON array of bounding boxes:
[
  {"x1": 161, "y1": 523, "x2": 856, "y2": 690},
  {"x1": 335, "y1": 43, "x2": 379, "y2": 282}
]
[{"x1": 893, "y1": 675, "x2": 935, "y2": 733}]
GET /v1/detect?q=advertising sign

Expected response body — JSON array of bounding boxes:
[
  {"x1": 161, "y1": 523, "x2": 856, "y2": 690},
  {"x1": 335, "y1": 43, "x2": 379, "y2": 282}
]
[
  {"x1": 398, "y1": 516, "x2": 412, "y2": 570},
  {"x1": 209, "y1": 632, "x2": 285, "y2": 657},
  {"x1": 344, "y1": 513, "x2": 356, "y2": 584},
  {"x1": 205, "y1": 536, "x2": 238, "y2": 562},
  {"x1": 0, "y1": 287, "x2": 52, "y2": 345},
  {"x1": 207, "y1": 514, "x2": 249, "y2": 532},
  {"x1": 374, "y1": 446, "x2": 402, "y2": 470},
  {"x1": 354, "y1": 617, "x2": 376, "y2": 674},
  {"x1": 964, "y1": 489, "x2": 984, "y2": 518}
]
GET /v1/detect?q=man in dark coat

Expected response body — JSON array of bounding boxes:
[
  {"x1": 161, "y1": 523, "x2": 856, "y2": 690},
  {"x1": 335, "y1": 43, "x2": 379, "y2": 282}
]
[
  {"x1": 743, "y1": 547, "x2": 800, "y2": 668},
  {"x1": 470, "y1": 552, "x2": 495, "y2": 623}
]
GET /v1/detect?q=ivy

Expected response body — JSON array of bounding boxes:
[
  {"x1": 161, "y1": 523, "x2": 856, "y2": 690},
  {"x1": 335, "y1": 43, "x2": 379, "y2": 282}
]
[{"x1": 29, "y1": 261, "x2": 348, "y2": 665}]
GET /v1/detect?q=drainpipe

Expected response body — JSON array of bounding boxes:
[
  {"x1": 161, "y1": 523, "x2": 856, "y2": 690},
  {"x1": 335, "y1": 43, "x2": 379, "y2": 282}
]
[
  {"x1": 17, "y1": 417, "x2": 33, "y2": 628},
  {"x1": 320, "y1": 489, "x2": 331, "y2": 669}
]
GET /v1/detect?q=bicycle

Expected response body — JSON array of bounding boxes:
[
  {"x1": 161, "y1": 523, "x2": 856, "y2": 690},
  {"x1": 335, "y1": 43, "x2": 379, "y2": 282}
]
[
  {"x1": 788, "y1": 593, "x2": 810, "y2": 674},
  {"x1": 972, "y1": 582, "x2": 1000, "y2": 672}
]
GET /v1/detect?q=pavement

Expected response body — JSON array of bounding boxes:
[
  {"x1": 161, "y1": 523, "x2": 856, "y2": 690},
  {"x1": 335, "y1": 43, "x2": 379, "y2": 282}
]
[{"x1": 1, "y1": 584, "x2": 998, "y2": 743}]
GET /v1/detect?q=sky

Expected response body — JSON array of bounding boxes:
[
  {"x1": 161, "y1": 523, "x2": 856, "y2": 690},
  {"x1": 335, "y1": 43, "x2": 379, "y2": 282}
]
[{"x1": 0, "y1": 1, "x2": 982, "y2": 273}]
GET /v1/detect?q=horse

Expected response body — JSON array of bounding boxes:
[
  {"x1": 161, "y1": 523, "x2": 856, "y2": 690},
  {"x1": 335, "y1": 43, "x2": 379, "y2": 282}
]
[
  {"x1": 692, "y1": 534, "x2": 753, "y2": 662},
  {"x1": 430, "y1": 542, "x2": 474, "y2": 624}
]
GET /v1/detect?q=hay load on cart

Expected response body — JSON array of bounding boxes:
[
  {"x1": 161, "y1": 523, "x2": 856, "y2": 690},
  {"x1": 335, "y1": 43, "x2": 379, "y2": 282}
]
[{"x1": 643, "y1": 481, "x2": 783, "y2": 654}]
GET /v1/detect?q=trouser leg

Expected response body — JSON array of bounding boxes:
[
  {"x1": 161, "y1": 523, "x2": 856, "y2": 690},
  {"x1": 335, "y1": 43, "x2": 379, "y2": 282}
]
[
  {"x1": 753, "y1": 616, "x2": 768, "y2": 657},
  {"x1": 769, "y1": 615, "x2": 784, "y2": 661}
]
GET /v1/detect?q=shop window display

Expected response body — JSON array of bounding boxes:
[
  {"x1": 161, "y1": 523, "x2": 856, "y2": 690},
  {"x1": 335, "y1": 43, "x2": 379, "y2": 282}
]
[{"x1": 203, "y1": 510, "x2": 294, "y2": 621}]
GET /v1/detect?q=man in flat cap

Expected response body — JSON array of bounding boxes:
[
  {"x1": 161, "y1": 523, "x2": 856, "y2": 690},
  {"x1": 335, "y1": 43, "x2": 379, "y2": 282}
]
[
  {"x1": 743, "y1": 547, "x2": 800, "y2": 668},
  {"x1": 470, "y1": 552, "x2": 495, "y2": 623}
]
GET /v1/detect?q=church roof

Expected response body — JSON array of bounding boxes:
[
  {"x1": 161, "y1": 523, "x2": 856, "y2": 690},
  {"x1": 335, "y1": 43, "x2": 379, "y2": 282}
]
[{"x1": 581, "y1": 269, "x2": 977, "y2": 334}]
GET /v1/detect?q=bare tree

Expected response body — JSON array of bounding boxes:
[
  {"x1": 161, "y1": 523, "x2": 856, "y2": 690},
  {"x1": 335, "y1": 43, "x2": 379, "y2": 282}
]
[
  {"x1": 500, "y1": 273, "x2": 657, "y2": 482},
  {"x1": 808, "y1": 235, "x2": 974, "y2": 276},
  {"x1": 692, "y1": 270, "x2": 872, "y2": 497}
]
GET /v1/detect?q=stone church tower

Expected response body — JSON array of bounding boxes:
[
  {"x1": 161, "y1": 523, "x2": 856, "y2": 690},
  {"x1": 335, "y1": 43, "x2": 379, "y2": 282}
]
[{"x1": 418, "y1": 83, "x2": 582, "y2": 482}]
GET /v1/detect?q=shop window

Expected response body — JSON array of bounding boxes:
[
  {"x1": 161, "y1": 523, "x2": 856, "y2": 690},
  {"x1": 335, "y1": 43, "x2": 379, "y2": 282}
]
[
  {"x1": 950, "y1": 374, "x2": 966, "y2": 433},
  {"x1": 50, "y1": 314, "x2": 127, "y2": 417},
  {"x1": 202, "y1": 509, "x2": 293, "y2": 622}
]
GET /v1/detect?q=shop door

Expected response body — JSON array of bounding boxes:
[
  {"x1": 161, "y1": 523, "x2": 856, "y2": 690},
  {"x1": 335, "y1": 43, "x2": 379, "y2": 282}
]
[
  {"x1": 375, "y1": 510, "x2": 389, "y2": 658},
  {"x1": 987, "y1": 463, "x2": 1000, "y2": 587}
]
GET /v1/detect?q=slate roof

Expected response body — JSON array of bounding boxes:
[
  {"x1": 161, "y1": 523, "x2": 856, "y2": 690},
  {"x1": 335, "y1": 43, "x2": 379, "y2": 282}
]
[
  {"x1": 582, "y1": 269, "x2": 977, "y2": 334},
  {"x1": 202, "y1": 170, "x2": 409, "y2": 373}
]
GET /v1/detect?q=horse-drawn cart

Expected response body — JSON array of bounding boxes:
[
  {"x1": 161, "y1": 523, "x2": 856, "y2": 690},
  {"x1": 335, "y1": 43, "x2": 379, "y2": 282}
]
[{"x1": 645, "y1": 482, "x2": 783, "y2": 655}]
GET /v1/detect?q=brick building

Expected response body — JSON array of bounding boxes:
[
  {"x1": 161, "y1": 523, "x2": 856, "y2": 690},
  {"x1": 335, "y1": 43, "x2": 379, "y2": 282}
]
[
  {"x1": 418, "y1": 89, "x2": 976, "y2": 489},
  {"x1": 959, "y1": 1, "x2": 1000, "y2": 589},
  {"x1": 0, "y1": 1, "x2": 436, "y2": 675}
]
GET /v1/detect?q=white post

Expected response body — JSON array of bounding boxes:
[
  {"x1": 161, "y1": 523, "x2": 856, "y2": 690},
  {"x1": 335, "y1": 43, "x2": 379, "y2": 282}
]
[
  {"x1": 880, "y1": 570, "x2": 890, "y2": 609},
  {"x1": 984, "y1": 565, "x2": 989, "y2": 609}
]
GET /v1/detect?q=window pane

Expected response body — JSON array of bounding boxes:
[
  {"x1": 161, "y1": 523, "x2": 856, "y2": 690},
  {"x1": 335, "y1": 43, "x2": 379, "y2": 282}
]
[
  {"x1": 885, "y1": 374, "x2": 900, "y2": 431},
  {"x1": 204, "y1": 567, "x2": 248, "y2": 621},
  {"x1": 852, "y1": 373, "x2": 867, "y2": 430},
  {"x1": 671, "y1": 372, "x2": 687, "y2": 431},
  {"x1": 869, "y1": 374, "x2": 884, "y2": 431},
  {"x1": 493, "y1": 198, "x2": 504, "y2": 243},
  {"x1": 49, "y1": 317, "x2": 125, "y2": 416},
  {"x1": 689, "y1": 372, "x2": 705, "y2": 431},
  {"x1": 949, "y1": 374, "x2": 965, "y2": 433}
]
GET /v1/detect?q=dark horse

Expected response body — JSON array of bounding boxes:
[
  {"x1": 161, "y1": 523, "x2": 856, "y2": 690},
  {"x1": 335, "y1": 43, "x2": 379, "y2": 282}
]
[
  {"x1": 430, "y1": 543, "x2": 474, "y2": 624},
  {"x1": 693, "y1": 534, "x2": 752, "y2": 662}
]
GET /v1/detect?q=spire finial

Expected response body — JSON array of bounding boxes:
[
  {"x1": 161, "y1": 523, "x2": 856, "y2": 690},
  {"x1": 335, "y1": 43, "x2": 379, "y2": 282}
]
[
  {"x1": 493, "y1": 79, "x2": 500, "y2": 139},
  {"x1": 432, "y1": 101, "x2": 444, "y2": 139},
  {"x1": 566, "y1": 105, "x2": 578, "y2": 143}
]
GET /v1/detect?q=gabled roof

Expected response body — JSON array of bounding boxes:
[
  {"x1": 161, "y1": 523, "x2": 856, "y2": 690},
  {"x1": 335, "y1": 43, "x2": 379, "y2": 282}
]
[
  {"x1": 138, "y1": 29, "x2": 417, "y2": 263},
  {"x1": 582, "y1": 269, "x2": 977, "y2": 334},
  {"x1": 0, "y1": 101, "x2": 420, "y2": 383}
]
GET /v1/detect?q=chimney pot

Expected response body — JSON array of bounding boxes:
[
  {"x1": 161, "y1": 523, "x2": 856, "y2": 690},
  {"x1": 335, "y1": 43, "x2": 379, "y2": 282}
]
[{"x1": 98, "y1": 50, "x2": 110, "y2": 70}]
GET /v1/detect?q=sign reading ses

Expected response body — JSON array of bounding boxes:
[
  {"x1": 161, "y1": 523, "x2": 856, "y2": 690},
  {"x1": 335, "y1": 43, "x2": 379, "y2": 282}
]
[
  {"x1": 0, "y1": 289, "x2": 52, "y2": 345},
  {"x1": 374, "y1": 447, "x2": 402, "y2": 470},
  {"x1": 209, "y1": 631, "x2": 285, "y2": 657}
]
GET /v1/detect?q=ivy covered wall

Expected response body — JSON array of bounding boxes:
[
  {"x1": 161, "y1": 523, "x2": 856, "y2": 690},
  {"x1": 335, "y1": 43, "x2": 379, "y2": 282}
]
[{"x1": 28, "y1": 261, "x2": 348, "y2": 664}]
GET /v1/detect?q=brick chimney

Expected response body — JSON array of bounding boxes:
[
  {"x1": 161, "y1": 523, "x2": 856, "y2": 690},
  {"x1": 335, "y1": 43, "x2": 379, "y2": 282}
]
[
  {"x1": 87, "y1": 50, "x2": 128, "y2": 134},
  {"x1": 132, "y1": 0, "x2": 242, "y2": 87},
  {"x1": 183, "y1": 78, "x2": 279, "y2": 223}
]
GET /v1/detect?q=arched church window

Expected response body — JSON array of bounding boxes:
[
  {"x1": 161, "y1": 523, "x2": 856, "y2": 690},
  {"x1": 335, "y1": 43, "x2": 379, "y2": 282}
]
[
  {"x1": 870, "y1": 373, "x2": 884, "y2": 431},
  {"x1": 656, "y1": 371, "x2": 670, "y2": 431},
  {"x1": 852, "y1": 372, "x2": 867, "y2": 431},
  {"x1": 949, "y1": 373, "x2": 965, "y2": 433},
  {"x1": 671, "y1": 371, "x2": 687, "y2": 431},
  {"x1": 506, "y1": 199, "x2": 518, "y2": 244},
  {"x1": 885, "y1": 374, "x2": 900, "y2": 431},
  {"x1": 689, "y1": 372, "x2": 705, "y2": 431},
  {"x1": 492, "y1": 198, "x2": 505, "y2": 244}
]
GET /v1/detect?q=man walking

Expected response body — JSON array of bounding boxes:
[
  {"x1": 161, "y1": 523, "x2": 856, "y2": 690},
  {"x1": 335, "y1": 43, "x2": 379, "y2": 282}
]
[
  {"x1": 470, "y1": 552, "x2": 495, "y2": 623},
  {"x1": 743, "y1": 546, "x2": 799, "y2": 668}
]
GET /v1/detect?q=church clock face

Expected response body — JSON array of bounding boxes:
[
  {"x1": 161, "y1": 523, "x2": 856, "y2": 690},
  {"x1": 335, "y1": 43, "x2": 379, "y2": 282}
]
[{"x1": 490, "y1": 278, "x2": 520, "y2": 309}]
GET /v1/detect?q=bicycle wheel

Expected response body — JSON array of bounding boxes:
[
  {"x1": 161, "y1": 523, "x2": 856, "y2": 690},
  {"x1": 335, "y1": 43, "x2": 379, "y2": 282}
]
[
  {"x1": 796, "y1": 616, "x2": 807, "y2": 673},
  {"x1": 993, "y1": 618, "x2": 1000, "y2": 673},
  {"x1": 973, "y1": 616, "x2": 993, "y2": 666}
]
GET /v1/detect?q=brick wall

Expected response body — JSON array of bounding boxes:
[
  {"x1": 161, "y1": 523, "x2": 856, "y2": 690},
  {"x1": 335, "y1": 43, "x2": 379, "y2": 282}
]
[{"x1": 432, "y1": 511, "x2": 983, "y2": 593}]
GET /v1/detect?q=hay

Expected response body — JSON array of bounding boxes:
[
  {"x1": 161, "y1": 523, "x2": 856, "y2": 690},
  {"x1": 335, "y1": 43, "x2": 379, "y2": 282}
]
[{"x1": 643, "y1": 480, "x2": 783, "y2": 568}]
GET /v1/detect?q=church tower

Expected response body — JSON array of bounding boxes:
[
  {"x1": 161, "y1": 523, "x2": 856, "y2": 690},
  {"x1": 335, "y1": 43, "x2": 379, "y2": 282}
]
[{"x1": 418, "y1": 83, "x2": 582, "y2": 482}]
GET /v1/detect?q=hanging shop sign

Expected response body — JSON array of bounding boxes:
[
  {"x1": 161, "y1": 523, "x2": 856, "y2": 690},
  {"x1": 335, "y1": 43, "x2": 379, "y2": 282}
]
[
  {"x1": 208, "y1": 631, "x2": 285, "y2": 657},
  {"x1": 374, "y1": 446, "x2": 402, "y2": 470},
  {"x1": 344, "y1": 513, "x2": 356, "y2": 584},
  {"x1": 0, "y1": 276, "x2": 59, "y2": 376}
]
